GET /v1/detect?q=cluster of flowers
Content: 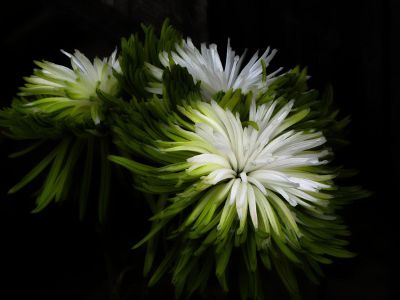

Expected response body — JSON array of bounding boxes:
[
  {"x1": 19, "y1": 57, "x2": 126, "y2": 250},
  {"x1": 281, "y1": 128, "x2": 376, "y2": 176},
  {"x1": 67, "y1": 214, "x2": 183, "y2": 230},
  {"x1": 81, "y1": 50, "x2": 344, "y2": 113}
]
[{"x1": 0, "y1": 21, "x2": 367, "y2": 299}]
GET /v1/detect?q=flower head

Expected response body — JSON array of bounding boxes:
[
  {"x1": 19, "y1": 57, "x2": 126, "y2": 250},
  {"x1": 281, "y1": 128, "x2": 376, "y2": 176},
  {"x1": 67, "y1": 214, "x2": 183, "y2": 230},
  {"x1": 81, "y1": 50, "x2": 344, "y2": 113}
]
[
  {"x1": 169, "y1": 99, "x2": 332, "y2": 234},
  {"x1": 147, "y1": 38, "x2": 281, "y2": 99},
  {"x1": 112, "y1": 94, "x2": 335, "y2": 241},
  {"x1": 19, "y1": 49, "x2": 121, "y2": 124}
]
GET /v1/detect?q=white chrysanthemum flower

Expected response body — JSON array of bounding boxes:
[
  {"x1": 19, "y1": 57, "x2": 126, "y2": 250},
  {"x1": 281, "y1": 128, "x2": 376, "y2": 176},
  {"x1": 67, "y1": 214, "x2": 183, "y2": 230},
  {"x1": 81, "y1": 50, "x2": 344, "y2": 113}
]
[
  {"x1": 20, "y1": 50, "x2": 121, "y2": 124},
  {"x1": 146, "y1": 38, "x2": 281, "y2": 99},
  {"x1": 182, "y1": 100, "x2": 332, "y2": 230}
]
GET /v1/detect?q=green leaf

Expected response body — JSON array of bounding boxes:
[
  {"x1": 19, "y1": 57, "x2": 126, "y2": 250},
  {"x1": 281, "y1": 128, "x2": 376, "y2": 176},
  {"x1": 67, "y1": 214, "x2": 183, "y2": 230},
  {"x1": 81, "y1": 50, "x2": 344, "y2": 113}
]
[
  {"x1": 254, "y1": 188, "x2": 282, "y2": 237},
  {"x1": 273, "y1": 258, "x2": 300, "y2": 299},
  {"x1": 8, "y1": 142, "x2": 59, "y2": 194},
  {"x1": 54, "y1": 139, "x2": 83, "y2": 202},
  {"x1": 187, "y1": 256, "x2": 212, "y2": 297},
  {"x1": 216, "y1": 239, "x2": 233, "y2": 291},
  {"x1": 33, "y1": 138, "x2": 71, "y2": 212},
  {"x1": 259, "y1": 251, "x2": 272, "y2": 270},
  {"x1": 132, "y1": 218, "x2": 169, "y2": 250},
  {"x1": 243, "y1": 230, "x2": 257, "y2": 272},
  {"x1": 108, "y1": 155, "x2": 156, "y2": 176},
  {"x1": 8, "y1": 140, "x2": 44, "y2": 158},
  {"x1": 272, "y1": 235, "x2": 302, "y2": 265},
  {"x1": 79, "y1": 137, "x2": 94, "y2": 220},
  {"x1": 117, "y1": 19, "x2": 182, "y2": 99},
  {"x1": 98, "y1": 138, "x2": 111, "y2": 223},
  {"x1": 276, "y1": 108, "x2": 310, "y2": 133},
  {"x1": 242, "y1": 120, "x2": 259, "y2": 130},
  {"x1": 148, "y1": 246, "x2": 176, "y2": 287},
  {"x1": 220, "y1": 89, "x2": 242, "y2": 111},
  {"x1": 162, "y1": 65, "x2": 199, "y2": 107},
  {"x1": 261, "y1": 59, "x2": 267, "y2": 82},
  {"x1": 268, "y1": 191, "x2": 300, "y2": 236}
]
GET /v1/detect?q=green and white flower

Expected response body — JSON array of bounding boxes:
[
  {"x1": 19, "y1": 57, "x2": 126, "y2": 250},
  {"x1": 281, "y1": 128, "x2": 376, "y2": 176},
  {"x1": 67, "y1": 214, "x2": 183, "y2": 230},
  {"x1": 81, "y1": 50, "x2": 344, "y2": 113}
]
[
  {"x1": 146, "y1": 38, "x2": 281, "y2": 99},
  {"x1": 133, "y1": 97, "x2": 334, "y2": 239},
  {"x1": 19, "y1": 49, "x2": 121, "y2": 124},
  {"x1": 110, "y1": 88, "x2": 355, "y2": 298},
  {"x1": 182, "y1": 99, "x2": 332, "y2": 232},
  {"x1": 105, "y1": 27, "x2": 369, "y2": 298}
]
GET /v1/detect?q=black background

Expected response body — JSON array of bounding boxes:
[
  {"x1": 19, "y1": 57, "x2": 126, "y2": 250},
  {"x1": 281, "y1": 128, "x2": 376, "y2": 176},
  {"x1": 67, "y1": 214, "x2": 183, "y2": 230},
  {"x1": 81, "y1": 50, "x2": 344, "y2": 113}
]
[{"x1": 0, "y1": 0, "x2": 397, "y2": 299}]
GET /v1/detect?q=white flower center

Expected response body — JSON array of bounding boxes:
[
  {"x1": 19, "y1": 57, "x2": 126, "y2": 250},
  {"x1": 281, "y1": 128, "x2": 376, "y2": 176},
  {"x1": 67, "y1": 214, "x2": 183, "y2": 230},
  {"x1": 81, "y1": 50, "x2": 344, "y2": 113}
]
[{"x1": 185, "y1": 99, "x2": 331, "y2": 229}]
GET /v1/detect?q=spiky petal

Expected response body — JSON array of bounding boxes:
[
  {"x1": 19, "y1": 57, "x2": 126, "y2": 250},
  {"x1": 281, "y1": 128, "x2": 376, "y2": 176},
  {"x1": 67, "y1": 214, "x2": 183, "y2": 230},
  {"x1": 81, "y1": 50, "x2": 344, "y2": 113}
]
[
  {"x1": 147, "y1": 38, "x2": 281, "y2": 99},
  {"x1": 20, "y1": 50, "x2": 121, "y2": 124}
]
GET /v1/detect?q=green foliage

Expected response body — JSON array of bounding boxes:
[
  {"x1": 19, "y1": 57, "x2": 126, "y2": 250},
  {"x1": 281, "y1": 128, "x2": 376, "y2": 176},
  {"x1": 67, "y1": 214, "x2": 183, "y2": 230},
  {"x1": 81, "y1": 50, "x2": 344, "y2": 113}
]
[
  {"x1": 0, "y1": 20, "x2": 184, "y2": 222},
  {"x1": 0, "y1": 99, "x2": 72, "y2": 140},
  {"x1": 262, "y1": 67, "x2": 352, "y2": 145},
  {"x1": 116, "y1": 19, "x2": 183, "y2": 99},
  {"x1": 0, "y1": 20, "x2": 370, "y2": 300},
  {"x1": 108, "y1": 83, "x2": 369, "y2": 299},
  {"x1": 1, "y1": 92, "x2": 116, "y2": 220},
  {"x1": 162, "y1": 65, "x2": 200, "y2": 106},
  {"x1": 4, "y1": 134, "x2": 113, "y2": 219}
]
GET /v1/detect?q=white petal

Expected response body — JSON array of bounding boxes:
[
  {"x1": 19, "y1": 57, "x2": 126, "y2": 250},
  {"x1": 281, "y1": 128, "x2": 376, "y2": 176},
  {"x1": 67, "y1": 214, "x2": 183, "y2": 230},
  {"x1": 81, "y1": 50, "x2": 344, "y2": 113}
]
[
  {"x1": 187, "y1": 153, "x2": 230, "y2": 168},
  {"x1": 247, "y1": 176, "x2": 267, "y2": 195},
  {"x1": 229, "y1": 178, "x2": 241, "y2": 205},
  {"x1": 145, "y1": 63, "x2": 163, "y2": 81},
  {"x1": 203, "y1": 168, "x2": 236, "y2": 185},
  {"x1": 249, "y1": 170, "x2": 299, "y2": 188},
  {"x1": 154, "y1": 38, "x2": 280, "y2": 99},
  {"x1": 247, "y1": 184, "x2": 258, "y2": 228},
  {"x1": 237, "y1": 181, "x2": 248, "y2": 208},
  {"x1": 236, "y1": 182, "x2": 248, "y2": 220},
  {"x1": 272, "y1": 186, "x2": 298, "y2": 206},
  {"x1": 239, "y1": 172, "x2": 248, "y2": 183},
  {"x1": 288, "y1": 177, "x2": 330, "y2": 192}
]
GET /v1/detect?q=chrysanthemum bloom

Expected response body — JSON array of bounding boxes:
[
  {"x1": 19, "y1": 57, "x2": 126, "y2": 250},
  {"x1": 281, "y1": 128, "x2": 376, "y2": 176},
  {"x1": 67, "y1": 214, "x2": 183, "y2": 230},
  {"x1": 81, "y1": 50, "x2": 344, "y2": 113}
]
[
  {"x1": 112, "y1": 93, "x2": 332, "y2": 233},
  {"x1": 0, "y1": 21, "x2": 183, "y2": 222},
  {"x1": 110, "y1": 79, "x2": 361, "y2": 298},
  {"x1": 105, "y1": 26, "x2": 370, "y2": 298},
  {"x1": 19, "y1": 50, "x2": 121, "y2": 124},
  {"x1": 0, "y1": 50, "x2": 122, "y2": 219},
  {"x1": 182, "y1": 99, "x2": 332, "y2": 232},
  {"x1": 146, "y1": 38, "x2": 281, "y2": 99}
]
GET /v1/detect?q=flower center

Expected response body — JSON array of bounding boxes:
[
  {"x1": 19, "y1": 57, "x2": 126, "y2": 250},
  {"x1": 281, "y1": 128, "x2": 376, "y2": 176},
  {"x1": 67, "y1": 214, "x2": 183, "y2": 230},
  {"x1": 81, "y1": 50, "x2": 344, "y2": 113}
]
[{"x1": 239, "y1": 172, "x2": 248, "y2": 183}]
